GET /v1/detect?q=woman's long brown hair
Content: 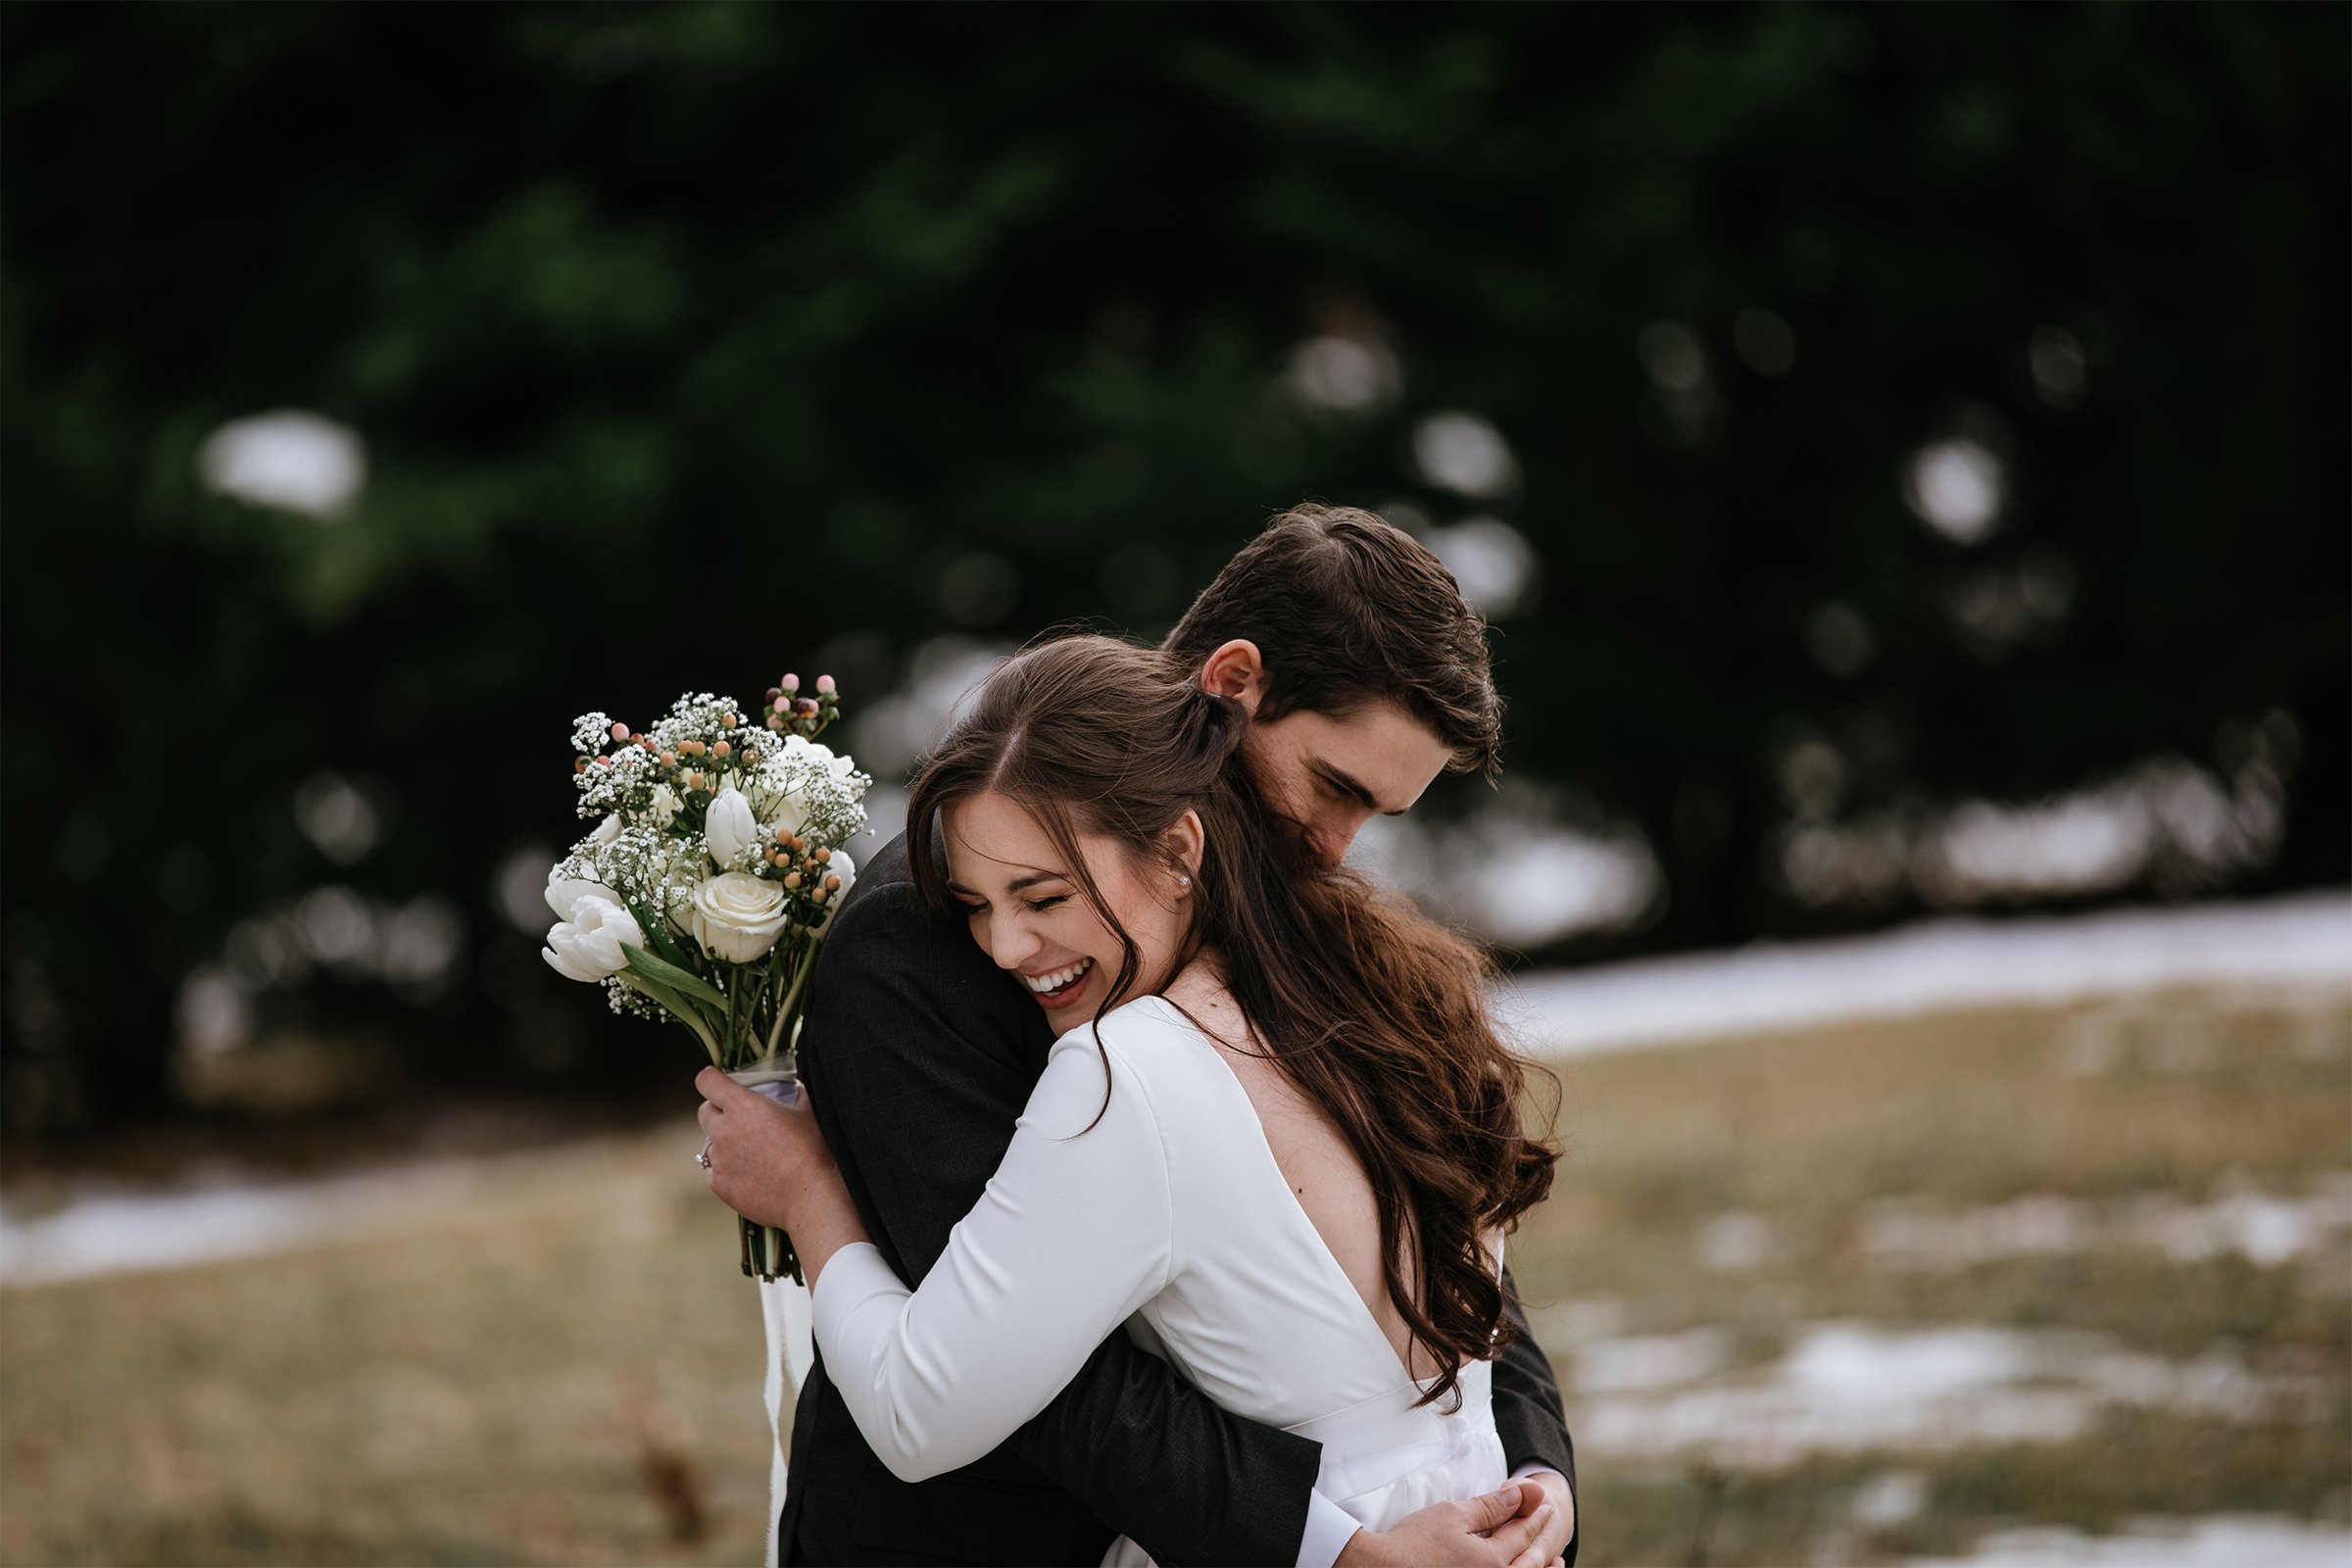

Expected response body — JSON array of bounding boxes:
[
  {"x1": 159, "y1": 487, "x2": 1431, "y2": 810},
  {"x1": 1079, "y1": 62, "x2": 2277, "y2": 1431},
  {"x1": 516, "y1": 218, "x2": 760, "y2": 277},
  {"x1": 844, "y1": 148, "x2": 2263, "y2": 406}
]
[{"x1": 907, "y1": 635, "x2": 1559, "y2": 1409}]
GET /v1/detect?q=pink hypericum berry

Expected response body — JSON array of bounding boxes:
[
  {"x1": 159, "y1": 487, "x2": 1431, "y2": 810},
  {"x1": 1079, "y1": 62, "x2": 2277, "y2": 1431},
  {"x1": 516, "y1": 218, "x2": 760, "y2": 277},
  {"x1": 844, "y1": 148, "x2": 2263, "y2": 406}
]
[
  {"x1": 593, "y1": 756, "x2": 612, "y2": 768},
  {"x1": 660, "y1": 751, "x2": 677, "y2": 766},
  {"x1": 610, "y1": 722, "x2": 630, "y2": 742},
  {"x1": 712, "y1": 740, "x2": 731, "y2": 758},
  {"x1": 781, "y1": 673, "x2": 800, "y2": 694},
  {"x1": 795, "y1": 698, "x2": 818, "y2": 717},
  {"x1": 815, "y1": 674, "x2": 836, "y2": 695},
  {"x1": 774, "y1": 695, "x2": 791, "y2": 713}
]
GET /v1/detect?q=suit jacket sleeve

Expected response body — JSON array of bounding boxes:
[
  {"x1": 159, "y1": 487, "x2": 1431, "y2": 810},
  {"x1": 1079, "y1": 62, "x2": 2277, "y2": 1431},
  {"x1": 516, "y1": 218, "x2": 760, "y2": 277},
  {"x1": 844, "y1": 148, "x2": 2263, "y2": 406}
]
[
  {"x1": 1492, "y1": 1267, "x2": 1579, "y2": 1563},
  {"x1": 798, "y1": 854, "x2": 1323, "y2": 1567}
]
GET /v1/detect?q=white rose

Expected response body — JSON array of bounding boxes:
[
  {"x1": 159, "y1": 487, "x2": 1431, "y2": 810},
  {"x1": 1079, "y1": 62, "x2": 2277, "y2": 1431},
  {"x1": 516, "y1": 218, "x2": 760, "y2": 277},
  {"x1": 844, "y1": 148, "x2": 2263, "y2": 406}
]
[
  {"x1": 705, "y1": 784, "x2": 760, "y2": 867},
  {"x1": 689, "y1": 871, "x2": 790, "y2": 963},
  {"x1": 543, "y1": 894, "x2": 645, "y2": 982},
  {"x1": 591, "y1": 812, "x2": 622, "y2": 846},
  {"x1": 650, "y1": 783, "x2": 682, "y2": 827}
]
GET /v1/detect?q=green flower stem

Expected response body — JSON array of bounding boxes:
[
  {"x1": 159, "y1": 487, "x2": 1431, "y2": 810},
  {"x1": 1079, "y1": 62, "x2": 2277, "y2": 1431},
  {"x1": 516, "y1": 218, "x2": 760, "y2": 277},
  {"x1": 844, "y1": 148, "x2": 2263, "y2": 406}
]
[
  {"x1": 723, "y1": 963, "x2": 740, "y2": 1068},
  {"x1": 764, "y1": 933, "x2": 823, "y2": 1059},
  {"x1": 620, "y1": 972, "x2": 721, "y2": 1065}
]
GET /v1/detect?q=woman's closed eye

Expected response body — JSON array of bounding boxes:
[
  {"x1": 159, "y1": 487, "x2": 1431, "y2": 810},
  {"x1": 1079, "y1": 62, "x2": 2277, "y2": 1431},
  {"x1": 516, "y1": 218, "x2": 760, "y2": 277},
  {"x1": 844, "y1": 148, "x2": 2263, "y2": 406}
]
[{"x1": 956, "y1": 895, "x2": 1071, "y2": 916}]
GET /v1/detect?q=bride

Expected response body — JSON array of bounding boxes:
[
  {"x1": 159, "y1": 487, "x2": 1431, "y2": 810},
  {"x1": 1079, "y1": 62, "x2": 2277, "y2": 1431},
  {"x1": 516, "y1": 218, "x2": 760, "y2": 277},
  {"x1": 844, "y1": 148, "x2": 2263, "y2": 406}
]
[{"x1": 704, "y1": 634, "x2": 1563, "y2": 1564}]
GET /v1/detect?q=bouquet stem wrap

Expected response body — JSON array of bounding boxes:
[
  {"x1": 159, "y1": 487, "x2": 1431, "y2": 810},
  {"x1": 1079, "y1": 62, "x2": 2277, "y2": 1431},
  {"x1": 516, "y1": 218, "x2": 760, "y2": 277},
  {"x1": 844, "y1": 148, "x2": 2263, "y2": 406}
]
[{"x1": 728, "y1": 1060, "x2": 805, "y2": 1285}]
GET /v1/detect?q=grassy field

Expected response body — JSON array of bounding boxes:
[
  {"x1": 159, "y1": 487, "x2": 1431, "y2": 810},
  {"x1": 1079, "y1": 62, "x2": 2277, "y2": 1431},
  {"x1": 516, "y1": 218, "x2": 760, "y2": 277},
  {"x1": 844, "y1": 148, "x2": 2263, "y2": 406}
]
[
  {"x1": 1, "y1": 1132, "x2": 776, "y2": 1567},
  {"x1": 1518, "y1": 985, "x2": 2352, "y2": 1566},
  {"x1": 3, "y1": 985, "x2": 2347, "y2": 1566}
]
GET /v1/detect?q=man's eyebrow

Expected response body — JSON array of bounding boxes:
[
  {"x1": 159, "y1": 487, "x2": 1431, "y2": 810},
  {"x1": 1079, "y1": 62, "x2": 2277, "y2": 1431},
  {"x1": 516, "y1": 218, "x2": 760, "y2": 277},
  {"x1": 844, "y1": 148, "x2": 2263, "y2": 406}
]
[{"x1": 1313, "y1": 760, "x2": 1382, "y2": 812}]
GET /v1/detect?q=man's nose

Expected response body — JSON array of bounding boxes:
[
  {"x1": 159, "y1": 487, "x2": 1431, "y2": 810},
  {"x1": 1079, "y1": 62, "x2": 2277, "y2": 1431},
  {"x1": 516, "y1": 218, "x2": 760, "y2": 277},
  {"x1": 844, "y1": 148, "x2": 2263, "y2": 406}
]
[{"x1": 1322, "y1": 808, "x2": 1375, "y2": 863}]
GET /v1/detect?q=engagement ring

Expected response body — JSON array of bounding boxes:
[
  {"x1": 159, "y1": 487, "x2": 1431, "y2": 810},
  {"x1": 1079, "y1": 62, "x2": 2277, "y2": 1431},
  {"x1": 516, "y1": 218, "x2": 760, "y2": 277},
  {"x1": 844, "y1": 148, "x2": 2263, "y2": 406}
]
[{"x1": 697, "y1": 1141, "x2": 713, "y2": 1170}]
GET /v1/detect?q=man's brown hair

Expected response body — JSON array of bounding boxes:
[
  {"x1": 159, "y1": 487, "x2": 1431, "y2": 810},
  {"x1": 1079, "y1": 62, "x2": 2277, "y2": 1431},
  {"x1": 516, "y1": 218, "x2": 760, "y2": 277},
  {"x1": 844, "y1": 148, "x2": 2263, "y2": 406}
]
[{"x1": 1162, "y1": 503, "x2": 1503, "y2": 782}]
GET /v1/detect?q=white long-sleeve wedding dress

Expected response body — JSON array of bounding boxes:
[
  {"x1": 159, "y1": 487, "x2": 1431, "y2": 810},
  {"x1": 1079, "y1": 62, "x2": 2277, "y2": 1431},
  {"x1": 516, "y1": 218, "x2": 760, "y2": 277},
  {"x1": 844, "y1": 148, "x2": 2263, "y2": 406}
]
[{"x1": 811, "y1": 993, "x2": 1508, "y2": 1561}]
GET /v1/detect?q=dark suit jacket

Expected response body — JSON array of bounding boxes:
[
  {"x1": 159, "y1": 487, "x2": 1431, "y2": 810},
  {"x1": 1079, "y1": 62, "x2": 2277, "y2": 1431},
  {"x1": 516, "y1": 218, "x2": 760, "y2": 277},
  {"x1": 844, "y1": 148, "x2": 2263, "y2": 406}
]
[{"x1": 780, "y1": 833, "x2": 1577, "y2": 1566}]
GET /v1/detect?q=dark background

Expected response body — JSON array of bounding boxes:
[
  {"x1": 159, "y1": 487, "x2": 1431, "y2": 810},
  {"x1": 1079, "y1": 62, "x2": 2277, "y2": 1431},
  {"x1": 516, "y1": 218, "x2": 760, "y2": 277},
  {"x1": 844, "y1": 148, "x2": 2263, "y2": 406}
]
[{"x1": 4, "y1": 2, "x2": 2344, "y2": 1136}]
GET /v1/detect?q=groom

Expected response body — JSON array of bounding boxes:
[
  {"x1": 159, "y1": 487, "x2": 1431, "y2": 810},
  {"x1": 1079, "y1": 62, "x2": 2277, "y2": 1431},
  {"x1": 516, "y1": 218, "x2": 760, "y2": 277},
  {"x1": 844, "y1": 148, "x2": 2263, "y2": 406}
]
[{"x1": 705, "y1": 505, "x2": 1578, "y2": 1567}]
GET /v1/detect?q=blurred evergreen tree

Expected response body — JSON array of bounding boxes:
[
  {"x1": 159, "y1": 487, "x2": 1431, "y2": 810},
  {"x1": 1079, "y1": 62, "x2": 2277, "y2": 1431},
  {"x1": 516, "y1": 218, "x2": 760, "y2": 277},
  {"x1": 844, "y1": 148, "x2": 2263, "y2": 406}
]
[{"x1": 3, "y1": 2, "x2": 2343, "y2": 1127}]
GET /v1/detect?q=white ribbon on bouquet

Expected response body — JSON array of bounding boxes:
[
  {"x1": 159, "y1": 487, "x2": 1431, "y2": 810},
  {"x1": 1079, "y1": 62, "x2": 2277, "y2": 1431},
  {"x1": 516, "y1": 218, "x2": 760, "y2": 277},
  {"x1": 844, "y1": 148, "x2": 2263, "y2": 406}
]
[
  {"x1": 738, "y1": 1072, "x2": 815, "y2": 1568},
  {"x1": 758, "y1": 1272, "x2": 814, "y2": 1568}
]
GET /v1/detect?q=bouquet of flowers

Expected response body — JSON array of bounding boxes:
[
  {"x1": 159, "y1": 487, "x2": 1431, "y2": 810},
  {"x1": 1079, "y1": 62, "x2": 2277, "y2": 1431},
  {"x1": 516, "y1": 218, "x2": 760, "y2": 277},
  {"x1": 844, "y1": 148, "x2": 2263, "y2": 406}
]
[{"x1": 541, "y1": 673, "x2": 869, "y2": 1282}]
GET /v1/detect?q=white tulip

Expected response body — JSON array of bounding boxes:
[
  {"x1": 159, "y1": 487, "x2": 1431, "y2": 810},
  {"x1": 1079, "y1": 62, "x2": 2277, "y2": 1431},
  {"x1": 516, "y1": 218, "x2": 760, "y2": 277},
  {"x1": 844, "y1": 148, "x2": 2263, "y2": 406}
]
[
  {"x1": 689, "y1": 871, "x2": 791, "y2": 962},
  {"x1": 650, "y1": 783, "x2": 682, "y2": 827},
  {"x1": 545, "y1": 866, "x2": 612, "y2": 924},
  {"x1": 705, "y1": 784, "x2": 760, "y2": 868},
  {"x1": 543, "y1": 894, "x2": 645, "y2": 982}
]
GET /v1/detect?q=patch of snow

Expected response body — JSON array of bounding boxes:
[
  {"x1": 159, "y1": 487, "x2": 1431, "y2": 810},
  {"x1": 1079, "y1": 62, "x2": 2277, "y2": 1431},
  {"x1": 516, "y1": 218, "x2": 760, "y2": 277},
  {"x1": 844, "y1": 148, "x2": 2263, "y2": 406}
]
[
  {"x1": 1578, "y1": 1322, "x2": 2322, "y2": 1469},
  {"x1": 4, "y1": 1156, "x2": 515, "y2": 1288},
  {"x1": 1903, "y1": 1514, "x2": 2352, "y2": 1567},
  {"x1": 1500, "y1": 893, "x2": 2351, "y2": 1057},
  {"x1": 1862, "y1": 1178, "x2": 2352, "y2": 1273},
  {"x1": 1573, "y1": 1327, "x2": 1735, "y2": 1395},
  {"x1": 1854, "y1": 1470, "x2": 1931, "y2": 1528},
  {"x1": 1696, "y1": 1210, "x2": 1780, "y2": 1271}
]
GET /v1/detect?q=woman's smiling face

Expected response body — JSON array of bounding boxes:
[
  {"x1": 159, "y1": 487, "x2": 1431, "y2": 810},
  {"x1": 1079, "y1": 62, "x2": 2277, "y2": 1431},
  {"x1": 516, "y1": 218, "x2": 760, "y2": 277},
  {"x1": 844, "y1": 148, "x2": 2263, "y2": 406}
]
[{"x1": 942, "y1": 789, "x2": 1194, "y2": 1036}]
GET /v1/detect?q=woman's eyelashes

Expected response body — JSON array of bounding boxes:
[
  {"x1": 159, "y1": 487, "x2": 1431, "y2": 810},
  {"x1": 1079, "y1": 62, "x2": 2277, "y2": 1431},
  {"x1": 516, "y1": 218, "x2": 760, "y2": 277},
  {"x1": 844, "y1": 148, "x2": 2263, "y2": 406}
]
[{"x1": 956, "y1": 894, "x2": 1071, "y2": 917}]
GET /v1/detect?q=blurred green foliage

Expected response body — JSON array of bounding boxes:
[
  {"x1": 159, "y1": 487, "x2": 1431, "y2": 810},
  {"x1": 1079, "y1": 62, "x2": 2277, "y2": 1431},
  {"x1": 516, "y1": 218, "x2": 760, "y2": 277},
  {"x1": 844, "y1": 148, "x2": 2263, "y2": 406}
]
[{"x1": 3, "y1": 3, "x2": 2344, "y2": 1128}]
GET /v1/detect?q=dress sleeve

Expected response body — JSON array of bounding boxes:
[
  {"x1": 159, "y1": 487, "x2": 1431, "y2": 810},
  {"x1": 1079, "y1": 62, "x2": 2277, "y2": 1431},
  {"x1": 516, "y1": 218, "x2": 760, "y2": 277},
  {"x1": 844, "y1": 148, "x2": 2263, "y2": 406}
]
[{"x1": 810, "y1": 1025, "x2": 1178, "y2": 1482}]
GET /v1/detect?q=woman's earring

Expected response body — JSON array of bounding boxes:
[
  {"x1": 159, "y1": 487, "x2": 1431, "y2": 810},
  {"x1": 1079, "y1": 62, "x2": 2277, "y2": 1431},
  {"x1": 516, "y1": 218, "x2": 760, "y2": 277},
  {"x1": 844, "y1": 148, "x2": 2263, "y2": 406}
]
[{"x1": 1177, "y1": 874, "x2": 1192, "y2": 889}]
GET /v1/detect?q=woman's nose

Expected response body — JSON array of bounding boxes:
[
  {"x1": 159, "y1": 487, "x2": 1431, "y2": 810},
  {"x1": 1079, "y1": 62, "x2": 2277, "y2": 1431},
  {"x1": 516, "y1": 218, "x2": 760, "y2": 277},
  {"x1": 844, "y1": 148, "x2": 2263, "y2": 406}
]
[{"x1": 984, "y1": 911, "x2": 1039, "y2": 971}]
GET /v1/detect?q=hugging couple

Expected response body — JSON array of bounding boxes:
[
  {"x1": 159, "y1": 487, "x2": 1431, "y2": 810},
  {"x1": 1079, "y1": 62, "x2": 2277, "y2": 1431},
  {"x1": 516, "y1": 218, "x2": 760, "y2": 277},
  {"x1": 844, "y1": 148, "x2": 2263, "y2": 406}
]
[{"x1": 696, "y1": 504, "x2": 1579, "y2": 1568}]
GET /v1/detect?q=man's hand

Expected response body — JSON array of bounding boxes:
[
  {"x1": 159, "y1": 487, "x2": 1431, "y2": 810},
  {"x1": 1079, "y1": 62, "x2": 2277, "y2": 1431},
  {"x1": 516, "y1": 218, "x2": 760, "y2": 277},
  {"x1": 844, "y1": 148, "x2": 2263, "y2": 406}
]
[
  {"x1": 1502, "y1": 1470, "x2": 1574, "y2": 1568},
  {"x1": 1333, "y1": 1482, "x2": 1564, "y2": 1568}
]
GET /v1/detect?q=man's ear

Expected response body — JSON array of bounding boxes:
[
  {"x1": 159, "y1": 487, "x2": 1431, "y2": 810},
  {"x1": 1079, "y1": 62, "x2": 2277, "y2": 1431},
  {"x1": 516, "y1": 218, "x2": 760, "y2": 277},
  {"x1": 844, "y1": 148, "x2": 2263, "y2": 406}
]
[{"x1": 1199, "y1": 639, "x2": 1267, "y2": 717}]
